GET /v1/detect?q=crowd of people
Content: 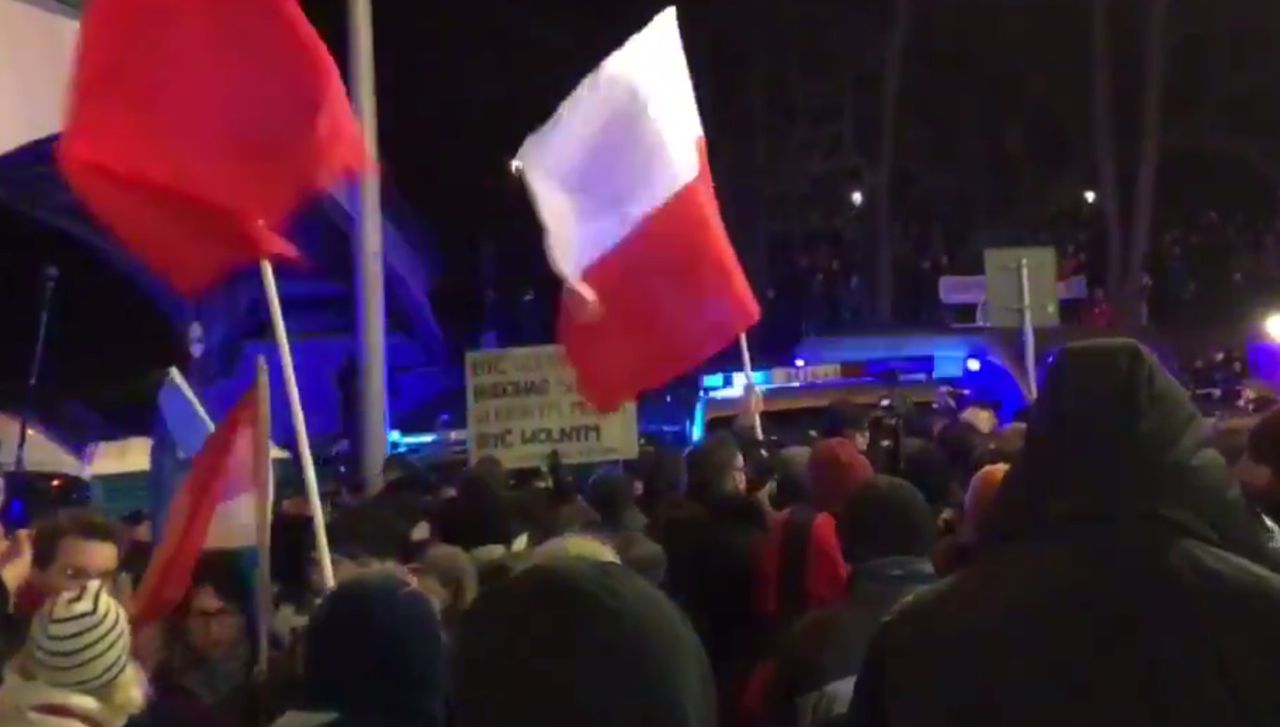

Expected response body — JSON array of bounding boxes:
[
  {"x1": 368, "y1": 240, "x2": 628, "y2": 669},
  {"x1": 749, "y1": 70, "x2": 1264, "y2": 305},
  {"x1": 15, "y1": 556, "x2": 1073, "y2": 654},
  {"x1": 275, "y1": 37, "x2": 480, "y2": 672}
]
[{"x1": 2, "y1": 339, "x2": 1280, "y2": 726}]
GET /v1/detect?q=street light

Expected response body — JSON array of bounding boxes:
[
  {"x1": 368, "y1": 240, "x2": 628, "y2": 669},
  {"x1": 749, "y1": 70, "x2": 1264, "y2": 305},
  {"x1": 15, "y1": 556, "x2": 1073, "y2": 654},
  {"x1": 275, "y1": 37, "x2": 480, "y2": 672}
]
[
  {"x1": 1264, "y1": 312, "x2": 1280, "y2": 342},
  {"x1": 1083, "y1": 189, "x2": 1097, "y2": 205},
  {"x1": 849, "y1": 189, "x2": 865, "y2": 208},
  {"x1": 509, "y1": 159, "x2": 524, "y2": 176}
]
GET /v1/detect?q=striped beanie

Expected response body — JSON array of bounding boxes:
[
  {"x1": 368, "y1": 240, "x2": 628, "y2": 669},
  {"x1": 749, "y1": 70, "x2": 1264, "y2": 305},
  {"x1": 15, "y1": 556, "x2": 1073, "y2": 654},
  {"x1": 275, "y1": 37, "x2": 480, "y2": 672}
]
[{"x1": 30, "y1": 580, "x2": 131, "y2": 691}]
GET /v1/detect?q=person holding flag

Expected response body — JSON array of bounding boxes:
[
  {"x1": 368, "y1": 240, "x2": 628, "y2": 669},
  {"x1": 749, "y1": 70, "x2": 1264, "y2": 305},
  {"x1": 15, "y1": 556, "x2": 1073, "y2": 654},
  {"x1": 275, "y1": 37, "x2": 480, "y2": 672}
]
[{"x1": 127, "y1": 362, "x2": 276, "y2": 727}]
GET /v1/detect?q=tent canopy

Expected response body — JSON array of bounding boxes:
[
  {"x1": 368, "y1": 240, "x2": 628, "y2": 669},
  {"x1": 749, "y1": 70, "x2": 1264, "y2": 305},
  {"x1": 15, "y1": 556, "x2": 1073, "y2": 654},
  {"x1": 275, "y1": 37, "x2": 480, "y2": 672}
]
[{"x1": 0, "y1": 134, "x2": 445, "y2": 447}]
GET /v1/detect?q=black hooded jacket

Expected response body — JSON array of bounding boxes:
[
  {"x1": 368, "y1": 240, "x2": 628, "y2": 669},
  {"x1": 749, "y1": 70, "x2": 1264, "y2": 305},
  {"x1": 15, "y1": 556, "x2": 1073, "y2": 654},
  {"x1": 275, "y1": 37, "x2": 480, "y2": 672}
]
[
  {"x1": 847, "y1": 339, "x2": 1280, "y2": 727},
  {"x1": 452, "y1": 560, "x2": 716, "y2": 727}
]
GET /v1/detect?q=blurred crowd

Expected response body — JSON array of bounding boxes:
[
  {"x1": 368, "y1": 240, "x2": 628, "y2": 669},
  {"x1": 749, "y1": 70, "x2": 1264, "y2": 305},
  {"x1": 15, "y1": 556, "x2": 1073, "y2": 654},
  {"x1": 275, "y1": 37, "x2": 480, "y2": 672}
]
[
  {"x1": 1, "y1": 339, "x2": 1280, "y2": 726},
  {"x1": 756, "y1": 210, "x2": 1280, "y2": 343}
]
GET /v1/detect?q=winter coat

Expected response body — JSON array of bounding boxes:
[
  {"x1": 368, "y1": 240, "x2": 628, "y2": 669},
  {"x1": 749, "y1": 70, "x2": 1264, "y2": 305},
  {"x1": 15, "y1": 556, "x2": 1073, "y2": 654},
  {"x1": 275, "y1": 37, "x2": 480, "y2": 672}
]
[
  {"x1": 661, "y1": 494, "x2": 768, "y2": 723},
  {"x1": 768, "y1": 556, "x2": 934, "y2": 726},
  {"x1": 0, "y1": 669, "x2": 131, "y2": 727},
  {"x1": 847, "y1": 339, "x2": 1280, "y2": 727},
  {"x1": 453, "y1": 560, "x2": 716, "y2": 727}
]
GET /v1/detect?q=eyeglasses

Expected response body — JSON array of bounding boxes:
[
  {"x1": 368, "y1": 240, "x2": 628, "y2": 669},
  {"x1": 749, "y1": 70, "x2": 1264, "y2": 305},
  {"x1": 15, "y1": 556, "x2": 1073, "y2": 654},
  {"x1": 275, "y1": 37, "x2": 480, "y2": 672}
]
[
  {"x1": 60, "y1": 567, "x2": 117, "y2": 587},
  {"x1": 188, "y1": 606, "x2": 240, "y2": 623}
]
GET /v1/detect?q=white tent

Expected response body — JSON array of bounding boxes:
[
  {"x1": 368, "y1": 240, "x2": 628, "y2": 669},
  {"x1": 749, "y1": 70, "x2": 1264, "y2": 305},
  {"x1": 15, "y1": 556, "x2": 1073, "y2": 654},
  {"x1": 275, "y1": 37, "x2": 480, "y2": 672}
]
[
  {"x1": 0, "y1": 412, "x2": 83, "y2": 474},
  {"x1": 85, "y1": 436, "x2": 293, "y2": 479},
  {"x1": 0, "y1": 0, "x2": 80, "y2": 153}
]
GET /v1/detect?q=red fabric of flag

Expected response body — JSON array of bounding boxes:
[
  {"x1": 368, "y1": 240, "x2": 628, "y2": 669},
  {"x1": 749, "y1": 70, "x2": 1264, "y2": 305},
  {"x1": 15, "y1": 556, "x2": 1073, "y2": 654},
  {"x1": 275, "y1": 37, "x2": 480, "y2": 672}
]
[
  {"x1": 131, "y1": 383, "x2": 264, "y2": 628},
  {"x1": 59, "y1": 0, "x2": 367, "y2": 297}
]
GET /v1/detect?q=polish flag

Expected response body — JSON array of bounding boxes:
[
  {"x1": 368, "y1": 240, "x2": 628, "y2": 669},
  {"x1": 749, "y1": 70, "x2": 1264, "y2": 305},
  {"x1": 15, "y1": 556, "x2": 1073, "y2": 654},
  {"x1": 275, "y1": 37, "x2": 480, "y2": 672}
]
[
  {"x1": 59, "y1": 0, "x2": 367, "y2": 297},
  {"x1": 132, "y1": 381, "x2": 269, "y2": 627},
  {"x1": 516, "y1": 7, "x2": 760, "y2": 412}
]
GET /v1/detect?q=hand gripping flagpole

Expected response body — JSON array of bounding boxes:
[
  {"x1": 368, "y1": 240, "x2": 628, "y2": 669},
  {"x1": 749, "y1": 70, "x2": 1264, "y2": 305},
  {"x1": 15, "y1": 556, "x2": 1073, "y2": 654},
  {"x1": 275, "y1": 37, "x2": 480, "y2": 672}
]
[{"x1": 259, "y1": 260, "x2": 336, "y2": 591}]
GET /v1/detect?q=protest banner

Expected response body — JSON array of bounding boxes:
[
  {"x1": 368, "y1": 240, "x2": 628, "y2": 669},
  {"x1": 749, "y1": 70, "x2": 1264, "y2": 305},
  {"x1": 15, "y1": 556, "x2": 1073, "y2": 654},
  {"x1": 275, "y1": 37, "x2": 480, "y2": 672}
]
[{"x1": 466, "y1": 345, "x2": 640, "y2": 468}]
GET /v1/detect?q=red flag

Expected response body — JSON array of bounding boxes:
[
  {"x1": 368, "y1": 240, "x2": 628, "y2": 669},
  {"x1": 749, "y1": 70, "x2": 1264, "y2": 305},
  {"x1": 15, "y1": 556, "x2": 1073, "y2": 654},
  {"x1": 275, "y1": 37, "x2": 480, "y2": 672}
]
[
  {"x1": 59, "y1": 0, "x2": 366, "y2": 297},
  {"x1": 132, "y1": 383, "x2": 266, "y2": 628},
  {"x1": 516, "y1": 8, "x2": 760, "y2": 411}
]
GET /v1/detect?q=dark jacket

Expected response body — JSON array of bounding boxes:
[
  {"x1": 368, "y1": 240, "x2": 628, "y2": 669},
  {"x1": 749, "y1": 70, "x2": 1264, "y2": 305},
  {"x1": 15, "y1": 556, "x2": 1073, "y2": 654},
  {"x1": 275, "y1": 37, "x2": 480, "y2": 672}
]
[
  {"x1": 769, "y1": 556, "x2": 934, "y2": 725},
  {"x1": 453, "y1": 560, "x2": 715, "y2": 727},
  {"x1": 847, "y1": 340, "x2": 1280, "y2": 727},
  {"x1": 662, "y1": 494, "x2": 768, "y2": 720}
]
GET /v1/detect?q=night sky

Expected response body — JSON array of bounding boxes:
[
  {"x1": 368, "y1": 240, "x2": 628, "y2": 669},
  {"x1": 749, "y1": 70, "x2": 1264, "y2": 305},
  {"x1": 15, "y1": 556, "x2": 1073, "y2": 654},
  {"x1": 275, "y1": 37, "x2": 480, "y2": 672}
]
[{"x1": 4, "y1": 0, "x2": 1280, "y2": 430}]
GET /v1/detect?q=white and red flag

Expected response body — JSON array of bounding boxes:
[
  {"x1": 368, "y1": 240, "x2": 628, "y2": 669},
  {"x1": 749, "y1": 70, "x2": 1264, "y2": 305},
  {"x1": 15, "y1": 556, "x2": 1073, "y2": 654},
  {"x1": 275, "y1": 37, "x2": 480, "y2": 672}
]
[
  {"x1": 131, "y1": 377, "x2": 271, "y2": 629},
  {"x1": 516, "y1": 7, "x2": 760, "y2": 412}
]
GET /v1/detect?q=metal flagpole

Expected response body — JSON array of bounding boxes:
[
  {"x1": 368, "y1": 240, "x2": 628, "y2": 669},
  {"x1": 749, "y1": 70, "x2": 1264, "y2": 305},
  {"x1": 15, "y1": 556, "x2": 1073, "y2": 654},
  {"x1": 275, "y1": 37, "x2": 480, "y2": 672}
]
[
  {"x1": 260, "y1": 260, "x2": 336, "y2": 591},
  {"x1": 1018, "y1": 256, "x2": 1039, "y2": 400},
  {"x1": 253, "y1": 356, "x2": 274, "y2": 675},
  {"x1": 737, "y1": 332, "x2": 764, "y2": 440},
  {"x1": 348, "y1": 0, "x2": 388, "y2": 495}
]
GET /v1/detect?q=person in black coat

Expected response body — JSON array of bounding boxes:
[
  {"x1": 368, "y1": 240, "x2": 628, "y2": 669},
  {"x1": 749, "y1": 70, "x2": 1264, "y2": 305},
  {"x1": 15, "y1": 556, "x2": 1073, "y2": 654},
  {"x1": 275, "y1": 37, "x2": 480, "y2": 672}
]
[
  {"x1": 847, "y1": 339, "x2": 1280, "y2": 727},
  {"x1": 452, "y1": 560, "x2": 715, "y2": 727}
]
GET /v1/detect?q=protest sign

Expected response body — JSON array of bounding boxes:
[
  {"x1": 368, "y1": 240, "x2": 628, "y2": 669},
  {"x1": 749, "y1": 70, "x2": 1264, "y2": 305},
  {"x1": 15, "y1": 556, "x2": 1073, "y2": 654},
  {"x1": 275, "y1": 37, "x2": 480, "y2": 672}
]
[{"x1": 466, "y1": 345, "x2": 640, "y2": 468}]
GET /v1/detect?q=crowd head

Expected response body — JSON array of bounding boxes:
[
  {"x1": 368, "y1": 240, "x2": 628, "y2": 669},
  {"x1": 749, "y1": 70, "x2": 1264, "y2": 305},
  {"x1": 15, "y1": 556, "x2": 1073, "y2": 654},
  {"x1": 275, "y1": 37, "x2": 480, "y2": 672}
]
[{"x1": 3, "y1": 338, "x2": 1280, "y2": 726}]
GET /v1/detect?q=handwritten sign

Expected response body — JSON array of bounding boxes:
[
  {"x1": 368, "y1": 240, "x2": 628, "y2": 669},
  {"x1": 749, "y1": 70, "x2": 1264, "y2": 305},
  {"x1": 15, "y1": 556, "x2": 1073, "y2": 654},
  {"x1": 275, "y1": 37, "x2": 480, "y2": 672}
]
[{"x1": 465, "y1": 345, "x2": 639, "y2": 469}]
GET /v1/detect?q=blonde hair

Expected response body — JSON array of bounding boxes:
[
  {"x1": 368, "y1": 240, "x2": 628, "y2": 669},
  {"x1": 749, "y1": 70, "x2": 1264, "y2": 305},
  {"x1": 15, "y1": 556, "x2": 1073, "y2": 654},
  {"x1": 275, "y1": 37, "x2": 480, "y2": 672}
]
[
  {"x1": 333, "y1": 557, "x2": 415, "y2": 586},
  {"x1": 12, "y1": 647, "x2": 149, "y2": 725},
  {"x1": 527, "y1": 534, "x2": 621, "y2": 567},
  {"x1": 414, "y1": 544, "x2": 479, "y2": 620}
]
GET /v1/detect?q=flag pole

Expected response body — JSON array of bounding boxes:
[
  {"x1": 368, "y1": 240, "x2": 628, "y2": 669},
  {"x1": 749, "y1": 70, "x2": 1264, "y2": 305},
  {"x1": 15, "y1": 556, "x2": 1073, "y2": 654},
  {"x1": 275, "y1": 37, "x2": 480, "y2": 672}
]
[
  {"x1": 348, "y1": 0, "x2": 388, "y2": 496},
  {"x1": 259, "y1": 260, "x2": 336, "y2": 591},
  {"x1": 253, "y1": 356, "x2": 274, "y2": 676},
  {"x1": 737, "y1": 332, "x2": 764, "y2": 440}
]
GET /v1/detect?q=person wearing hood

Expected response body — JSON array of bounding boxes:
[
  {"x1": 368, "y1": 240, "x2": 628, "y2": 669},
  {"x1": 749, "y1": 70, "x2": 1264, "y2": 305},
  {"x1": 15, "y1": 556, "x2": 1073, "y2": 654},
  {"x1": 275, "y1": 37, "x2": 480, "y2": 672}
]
[
  {"x1": 846, "y1": 339, "x2": 1280, "y2": 727},
  {"x1": 808, "y1": 439, "x2": 875, "y2": 516},
  {"x1": 453, "y1": 560, "x2": 715, "y2": 727},
  {"x1": 437, "y1": 464, "x2": 510, "y2": 550},
  {"x1": 747, "y1": 475, "x2": 936, "y2": 727},
  {"x1": 0, "y1": 580, "x2": 149, "y2": 727},
  {"x1": 754, "y1": 441, "x2": 853, "y2": 648},
  {"x1": 271, "y1": 571, "x2": 445, "y2": 727}
]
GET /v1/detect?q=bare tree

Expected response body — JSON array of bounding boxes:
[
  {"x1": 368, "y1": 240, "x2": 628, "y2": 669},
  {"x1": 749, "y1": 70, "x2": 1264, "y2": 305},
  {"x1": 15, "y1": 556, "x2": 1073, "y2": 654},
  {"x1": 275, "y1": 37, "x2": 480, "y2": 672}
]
[
  {"x1": 1090, "y1": 0, "x2": 1125, "y2": 302},
  {"x1": 874, "y1": 0, "x2": 910, "y2": 321},
  {"x1": 1091, "y1": 0, "x2": 1168, "y2": 324},
  {"x1": 1124, "y1": 0, "x2": 1168, "y2": 318}
]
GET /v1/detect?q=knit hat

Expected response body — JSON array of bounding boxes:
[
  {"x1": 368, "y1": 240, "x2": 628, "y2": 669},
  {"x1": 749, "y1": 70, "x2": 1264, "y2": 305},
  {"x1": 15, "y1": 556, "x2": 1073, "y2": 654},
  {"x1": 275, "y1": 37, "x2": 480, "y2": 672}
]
[
  {"x1": 839, "y1": 475, "x2": 937, "y2": 563},
  {"x1": 809, "y1": 438, "x2": 875, "y2": 514},
  {"x1": 30, "y1": 580, "x2": 131, "y2": 691},
  {"x1": 453, "y1": 561, "x2": 716, "y2": 727},
  {"x1": 304, "y1": 573, "x2": 445, "y2": 726}
]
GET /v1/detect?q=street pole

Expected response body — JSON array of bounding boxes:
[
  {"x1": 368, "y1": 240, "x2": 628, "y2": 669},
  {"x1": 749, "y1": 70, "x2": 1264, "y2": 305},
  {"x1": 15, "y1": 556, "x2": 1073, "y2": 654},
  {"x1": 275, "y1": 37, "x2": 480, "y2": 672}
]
[
  {"x1": 1019, "y1": 257, "x2": 1038, "y2": 400},
  {"x1": 348, "y1": 0, "x2": 388, "y2": 494}
]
